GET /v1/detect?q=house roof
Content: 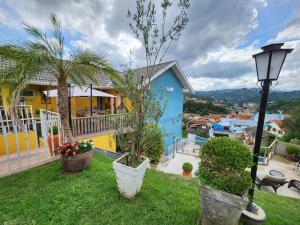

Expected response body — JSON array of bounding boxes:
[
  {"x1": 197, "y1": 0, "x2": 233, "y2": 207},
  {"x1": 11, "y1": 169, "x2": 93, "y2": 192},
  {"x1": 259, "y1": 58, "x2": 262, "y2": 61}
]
[
  {"x1": 126, "y1": 61, "x2": 193, "y2": 93},
  {"x1": 1, "y1": 58, "x2": 193, "y2": 92},
  {"x1": 0, "y1": 57, "x2": 113, "y2": 88},
  {"x1": 209, "y1": 114, "x2": 226, "y2": 119},
  {"x1": 236, "y1": 112, "x2": 252, "y2": 120},
  {"x1": 269, "y1": 120, "x2": 283, "y2": 128}
]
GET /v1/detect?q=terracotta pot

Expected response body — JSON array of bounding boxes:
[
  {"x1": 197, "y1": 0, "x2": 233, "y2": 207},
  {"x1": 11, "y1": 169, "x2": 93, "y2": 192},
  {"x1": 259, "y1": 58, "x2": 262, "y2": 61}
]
[
  {"x1": 287, "y1": 154, "x2": 296, "y2": 162},
  {"x1": 47, "y1": 134, "x2": 62, "y2": 156},
  {"x1": 61, "y1": 151, "x2": 93, "y2": 172},
  {"x1": 182, "y1": 171, "x2": 192, "y2": 177}
]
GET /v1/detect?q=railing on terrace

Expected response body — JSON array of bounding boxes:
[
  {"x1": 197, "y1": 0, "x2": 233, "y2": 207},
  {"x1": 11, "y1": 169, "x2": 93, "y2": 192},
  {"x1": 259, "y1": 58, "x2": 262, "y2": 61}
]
[
  {"x1": 71, "y1": 113, "x2": 134, "y2": 137},
  {"x1": 173, "y1": 135, "x2": 208, "y2": 157},
  {"x1": 0, "y1": 107, "x2": 60, "y2": 177},
  {"x1": 259, "y1": 139, "x2": 277, "y2": 165}
]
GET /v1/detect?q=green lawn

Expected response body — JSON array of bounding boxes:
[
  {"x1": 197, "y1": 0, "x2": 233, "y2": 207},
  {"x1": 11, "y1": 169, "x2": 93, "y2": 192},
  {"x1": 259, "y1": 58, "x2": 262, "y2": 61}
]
[{"x1": 0, "y1": 153, "x2": 299, "y2": 225}]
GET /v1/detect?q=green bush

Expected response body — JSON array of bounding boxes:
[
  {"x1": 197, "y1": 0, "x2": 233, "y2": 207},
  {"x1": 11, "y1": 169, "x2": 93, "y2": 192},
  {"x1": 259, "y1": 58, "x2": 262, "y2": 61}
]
[
  {"x1": 197, "y1": 130, "x2": 208, "y2": 138},
  {"x1": 143, "y1": 124, "x2": 164, "y2": 164},
  {"x1": 265, "y1": 133, "x2": 277, "y2": 146},
  {"x1": 278, "y1": 132, "x2": 294, "y2": 143},
  {"x1": 286, "y1": 145, "x2": 300, "y2": 155},
  {"x1": 199, "y1": 137, "x2": 253, "y2": 196},
  {"x1": 48, "y1": 125, "x2": 58, "y2": 135},
  {"x1": 182, "y1": 162, "x2": 193, "y2": 172}
]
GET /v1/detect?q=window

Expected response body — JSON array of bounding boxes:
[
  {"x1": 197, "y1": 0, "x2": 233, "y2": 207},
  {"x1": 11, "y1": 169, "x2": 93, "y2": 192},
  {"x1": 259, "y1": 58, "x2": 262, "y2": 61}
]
[{"x1": 21, "y1": 90, "x2": 34, "y2": 97}]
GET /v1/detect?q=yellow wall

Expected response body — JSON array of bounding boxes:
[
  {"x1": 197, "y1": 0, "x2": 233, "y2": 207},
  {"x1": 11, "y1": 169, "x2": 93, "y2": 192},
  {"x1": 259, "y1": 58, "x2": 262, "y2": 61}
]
[
  {"x1": 89, "y1": 133, "x2": 116, "y2": 152},
  {"x1": 71, "y1": 96, "x2": 97, "y2": 117},
  {"x1": 0, "y1": 131, "x2": 38, "y2": 156}
]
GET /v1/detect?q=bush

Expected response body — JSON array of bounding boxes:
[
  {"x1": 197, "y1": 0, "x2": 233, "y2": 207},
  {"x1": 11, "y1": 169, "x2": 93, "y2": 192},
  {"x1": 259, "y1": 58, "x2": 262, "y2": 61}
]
[
  {"x1": 197, "y1": 130, "x2": 208, "y2": 138},
  {"x1": 48, "y1": 125, "x2": 58, "y2": 135},
  {"x1": 265, "y1": 133, "x2": 277, "y2": 146},
  {"x1": 278, "y1": 132, "x2": 295, "y2": 143},
  {"x1": 143, "y1": 124, "x2": 164, "y2": 164},
  {"x1": 199, "y1": 137, "x2": 253, "y2": 196},
  {"x1": 182, "y1": 162, "x2": 193, "y2": 172},
  {"x1": 286, "y1": 145, "x2": 300, "y2": 155}
]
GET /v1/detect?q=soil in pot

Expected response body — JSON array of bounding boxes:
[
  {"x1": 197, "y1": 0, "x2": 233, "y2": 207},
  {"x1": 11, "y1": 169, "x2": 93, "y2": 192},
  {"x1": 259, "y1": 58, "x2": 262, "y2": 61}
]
[
  {"x1": 61, "y1": 151, "x2": 93, "y2": 173},
  {"x1": 117, "y1": 154, "x2": 146, "y2": 168}
]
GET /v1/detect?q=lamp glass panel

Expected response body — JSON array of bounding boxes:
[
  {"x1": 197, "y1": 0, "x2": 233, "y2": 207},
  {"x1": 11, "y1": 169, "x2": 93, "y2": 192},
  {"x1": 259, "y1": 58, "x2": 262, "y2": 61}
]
[
  {"x1": 255, "y1": 52, "x2": 269, "y2": 80},
  {"x1": 269, "y1": 51, "x2": 286, "y2": 80}
]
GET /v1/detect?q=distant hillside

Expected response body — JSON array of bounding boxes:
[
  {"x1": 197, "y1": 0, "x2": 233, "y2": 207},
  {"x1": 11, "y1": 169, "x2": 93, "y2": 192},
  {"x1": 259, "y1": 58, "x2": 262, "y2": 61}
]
[{"x1": 193, "y1": 88, "x2": 300, "y2": 103}]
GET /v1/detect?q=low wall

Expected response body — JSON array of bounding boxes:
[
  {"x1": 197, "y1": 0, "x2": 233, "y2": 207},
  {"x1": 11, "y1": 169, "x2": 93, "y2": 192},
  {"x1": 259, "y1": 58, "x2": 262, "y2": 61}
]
[{"x1": 275, "y1": 141, "x2": 300, "y2": 157}]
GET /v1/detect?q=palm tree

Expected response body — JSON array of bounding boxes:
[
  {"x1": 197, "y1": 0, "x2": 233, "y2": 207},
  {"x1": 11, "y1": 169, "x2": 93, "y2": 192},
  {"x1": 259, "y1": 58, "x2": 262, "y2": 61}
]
[{"x1": 0, "y1": 14, "x2": 120, "y2": 142}]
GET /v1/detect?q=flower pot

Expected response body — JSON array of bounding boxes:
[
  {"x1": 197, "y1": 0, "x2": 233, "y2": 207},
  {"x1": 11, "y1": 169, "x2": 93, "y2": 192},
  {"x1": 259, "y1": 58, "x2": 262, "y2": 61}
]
[
  {"x1": 113, "y1": 154, "x2": 150, "y2": 198},
  {"x1": 199, "y1": 185, "x2": 248, "y2": 225},
  {"x1": 182, "y1": 171, "x2": 192, "y2": 177},
  {"x1": 47, "y1": 134, "x2": 62, "y2": 156},
  {"x1": 61, "y1": 151, "x2": 93, "y2": 172},
  {"x1": 287, "y1": 154, "x2": 296, "y2": 162}
]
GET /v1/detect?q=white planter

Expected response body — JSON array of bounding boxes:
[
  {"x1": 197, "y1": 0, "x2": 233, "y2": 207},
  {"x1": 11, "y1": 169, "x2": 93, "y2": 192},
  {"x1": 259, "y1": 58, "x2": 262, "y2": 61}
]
[{"x1": 113, "y1": 154, "x2": 150, "y2": 198}]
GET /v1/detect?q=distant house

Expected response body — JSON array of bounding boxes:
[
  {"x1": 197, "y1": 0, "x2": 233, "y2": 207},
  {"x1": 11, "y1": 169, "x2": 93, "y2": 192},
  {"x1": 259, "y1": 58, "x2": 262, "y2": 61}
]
[
  {"x1": 254, "y1": 113, "x2": 285, "y2": 122},
  {"x1": 266, "y1": 120, "x2": 285, "y2": 137},
  {"x1": 243, "y1": 126, "x2": 268, "y2": 146},
  {"x1": 236, "y1": 112, "x2": 252, "y2": 120},
  {"x1": 208, "y1": 114, "x2": 226, "y2": 123}
]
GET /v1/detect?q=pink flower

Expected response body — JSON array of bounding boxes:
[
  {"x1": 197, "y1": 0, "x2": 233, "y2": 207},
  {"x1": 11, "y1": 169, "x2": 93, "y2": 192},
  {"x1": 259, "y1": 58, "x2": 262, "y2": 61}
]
[
  {"x1": 71, "y1": 143, "x2": 75, "y2": 147},
  {"x1": 73, "y1": 151, "x2": 76, "y2": 156},
  {"x1": 75, "y1": 146, "x2": 79, "y2": 151},
  {"x1": 67, "y1": 143, "x2": 71, "y2": 147}
]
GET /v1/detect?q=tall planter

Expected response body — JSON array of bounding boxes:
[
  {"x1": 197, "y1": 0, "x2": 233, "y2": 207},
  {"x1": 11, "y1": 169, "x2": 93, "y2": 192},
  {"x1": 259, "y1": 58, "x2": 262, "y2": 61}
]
[
  {"x1": 113, "y1": 154, "x2": 150, "y2": 198},
  {"x1": 200, "y1": 185, "x2": 248, "y2": 225},
  {"x1": 61, "y1": 151, "x2": 93, "y2": 172}
]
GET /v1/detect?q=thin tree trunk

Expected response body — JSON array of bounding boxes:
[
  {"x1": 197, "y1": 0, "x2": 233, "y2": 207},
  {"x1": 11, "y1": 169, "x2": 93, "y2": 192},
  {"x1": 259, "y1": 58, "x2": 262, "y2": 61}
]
[{"x1": 57, "y1": 79, "x2": 73, "y2": 143}]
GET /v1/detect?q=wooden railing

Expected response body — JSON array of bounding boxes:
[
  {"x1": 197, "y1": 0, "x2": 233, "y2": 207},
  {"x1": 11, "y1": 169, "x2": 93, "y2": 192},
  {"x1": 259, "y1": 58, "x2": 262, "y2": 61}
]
[{"x1": 71, "y1": 113, "x2": 134, "y2": 137}]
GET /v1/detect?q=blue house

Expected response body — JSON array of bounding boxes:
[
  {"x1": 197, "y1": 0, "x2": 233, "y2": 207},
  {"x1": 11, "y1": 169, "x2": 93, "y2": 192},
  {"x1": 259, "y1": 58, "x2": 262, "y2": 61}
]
[{"x1": 133, "y1": 61, "x2": 194, "y2": 155}]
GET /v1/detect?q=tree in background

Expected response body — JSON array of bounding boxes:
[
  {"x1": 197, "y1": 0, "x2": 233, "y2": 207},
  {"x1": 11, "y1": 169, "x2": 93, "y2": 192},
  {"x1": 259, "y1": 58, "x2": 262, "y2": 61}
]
[
  {"x1": 113, "y1": 0, "x2": 190, "y2": 164},
  {"x1": 282, "y1": 107, "x2": 300, "y2": 141},
  {"x1": 0, "y1": 14, "x2": 119, "y2": 142}
]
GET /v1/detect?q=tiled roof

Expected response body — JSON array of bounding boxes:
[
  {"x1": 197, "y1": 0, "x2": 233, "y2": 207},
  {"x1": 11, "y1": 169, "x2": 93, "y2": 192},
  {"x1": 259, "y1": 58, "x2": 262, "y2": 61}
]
[{"x1": 0, "y1": 57, "x2": 113, "y2": 88}]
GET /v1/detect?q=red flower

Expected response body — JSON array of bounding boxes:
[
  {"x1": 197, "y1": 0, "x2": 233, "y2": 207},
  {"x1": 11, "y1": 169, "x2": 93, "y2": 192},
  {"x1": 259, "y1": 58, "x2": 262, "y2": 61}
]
[
  {"x1": 57, "y1": 146, "x2": 60, "y2": 150},
  {"x1": 75, "y1": 146, "x2": 79, "y2": 151},
  {"x1": 62, "y1": 145, "x2": 66, "y2": 148},
  {"x1": 66, "y1": 151, "x2": 69, "y2": 156},
  {"x1": 73, "y1": 151, "x2": 76, "y2": 156},
  {"x1": 71, "y1": 143, "x2": 75, "y2": 147},
  {"x1": 67, "y1": 143, "x2": 71, "y2": 147}
]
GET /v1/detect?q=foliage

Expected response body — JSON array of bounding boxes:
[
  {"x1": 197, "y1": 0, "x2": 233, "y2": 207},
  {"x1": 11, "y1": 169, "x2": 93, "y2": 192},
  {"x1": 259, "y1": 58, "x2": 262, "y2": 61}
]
[
  {"x1": 197, "y1": 130, "x2": 208, "y2": 138},
  {"x1": 267, "y1": 98, "x2": 300, "y2": 113},
  {"x1": 199, "y1": 137, "x2": 252, "y2": 195},
  {"x1": 278, "y1": 132, "x2": 295, "y2": 143},
  {"x1": 112, "y1": 0, "x2": 190, "y2": 165},
  {"x1": 290, "y1": 139, "x2": 300, "y2": 145},
  {"x1": 286, "y1": 145, "x2": 300, "y2": 156},
  {"x1": 0, "y1": 14, "x2": 118, "y2": 142},
  {"x1": 143, "y1": 123, "x2": 164, "y2": 164},
  {"x1": 182, "y1": 162, "x2": 193, "y2": 172},
  {"x1": 0, "y1": 153, "x2": 299, "y2": 225},
  {"x1": 183, "y1": 100, "x2": 229, "y2": 115},
  {"x1": 264, "y1": 133, "x2": 277, "y2": 146},
  {"x1": 48, "y1": 125, "x2": 59, "y2": 135},
  {"x1": 282, "y1": 108, "x2": 300, "y2": 140},
  {"x1": 55, "y1": 140, "x2": 94, "y2": 158}
]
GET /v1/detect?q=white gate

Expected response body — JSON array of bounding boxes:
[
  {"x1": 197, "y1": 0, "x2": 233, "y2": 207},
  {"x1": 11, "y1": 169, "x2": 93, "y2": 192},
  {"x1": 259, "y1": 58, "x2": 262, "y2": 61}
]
[{"x1": 0, "y1": 106, "x2": 62, "y2": 177}]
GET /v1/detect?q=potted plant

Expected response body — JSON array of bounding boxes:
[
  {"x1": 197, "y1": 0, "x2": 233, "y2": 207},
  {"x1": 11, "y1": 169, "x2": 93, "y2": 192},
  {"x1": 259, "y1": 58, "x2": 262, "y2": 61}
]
[
  {"x1": 199, "y1": 137, "x2": 252, "y2": 225},
  {"x1": 47, "y1": 125, "x2": 62, "y2": 156},
  {"x1": 56, "y1": 140, "x2": 94, "y2": 172},
  {"x1": 286, "y1": 145, "x2": 300, "y2": 162},
  {"x1": 182, "y1": 162, "x2": 193, "y2": 177}
]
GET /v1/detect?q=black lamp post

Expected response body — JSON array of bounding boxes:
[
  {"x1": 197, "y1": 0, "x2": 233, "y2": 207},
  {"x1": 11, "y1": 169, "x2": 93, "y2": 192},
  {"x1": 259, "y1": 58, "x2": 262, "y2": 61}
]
[{"x1": 247, "y1": 43, "x2": 293, "y2": 213}]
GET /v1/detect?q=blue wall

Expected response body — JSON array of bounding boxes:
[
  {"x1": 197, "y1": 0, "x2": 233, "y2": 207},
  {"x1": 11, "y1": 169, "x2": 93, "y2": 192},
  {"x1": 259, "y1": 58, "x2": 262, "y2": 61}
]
[{"x1": 150, "y1": 69, "x2": 184, "y2": 155}]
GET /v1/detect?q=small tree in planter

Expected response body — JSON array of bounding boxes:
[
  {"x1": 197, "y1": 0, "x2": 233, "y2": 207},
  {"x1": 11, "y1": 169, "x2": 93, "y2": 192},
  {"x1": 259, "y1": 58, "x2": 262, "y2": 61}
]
[
  {"x1": 199, "y1": 137, "x2": 252, "y2": 225},
  {"x1": 182, "y1": 162, "x2": 193, "y2": 177},
  {"x1": 111, "y1": 0, "x2": 190, "y2": 198},
  {"x1": 56, "y1": 140, "x2": 94, "y2": 173}
]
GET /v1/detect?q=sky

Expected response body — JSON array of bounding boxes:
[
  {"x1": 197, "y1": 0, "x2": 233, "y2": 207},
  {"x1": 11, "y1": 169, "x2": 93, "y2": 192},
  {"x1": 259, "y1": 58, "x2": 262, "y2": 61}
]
[{"x1": 0, "y1": 0, "x2": 299, "y2": 91}]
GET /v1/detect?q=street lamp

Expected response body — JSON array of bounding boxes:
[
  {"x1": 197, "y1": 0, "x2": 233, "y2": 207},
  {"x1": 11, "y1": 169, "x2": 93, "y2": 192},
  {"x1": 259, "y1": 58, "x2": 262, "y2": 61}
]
[{"x1": 247, "y1": 43, "x2": 293, "y2": 214}]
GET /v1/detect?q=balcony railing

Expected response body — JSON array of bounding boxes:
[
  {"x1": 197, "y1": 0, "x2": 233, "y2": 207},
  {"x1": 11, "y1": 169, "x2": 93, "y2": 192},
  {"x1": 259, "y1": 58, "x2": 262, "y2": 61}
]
[{"x1": 71, "y1": 113, "x2": 133, "y2": 137}]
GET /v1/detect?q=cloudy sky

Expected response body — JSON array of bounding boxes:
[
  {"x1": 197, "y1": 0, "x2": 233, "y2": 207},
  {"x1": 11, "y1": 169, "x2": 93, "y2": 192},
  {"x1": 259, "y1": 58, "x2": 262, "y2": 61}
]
[{"x1": 0, "y1": 0, "x2": 299, "y2": 91}]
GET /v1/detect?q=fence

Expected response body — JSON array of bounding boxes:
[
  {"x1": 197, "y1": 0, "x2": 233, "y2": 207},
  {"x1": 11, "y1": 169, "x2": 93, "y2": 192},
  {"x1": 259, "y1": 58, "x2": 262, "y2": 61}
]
[
  {"x1": 258, "y1": 139, "x2": 277, "y2": 165},
  {"x1": 173, "y1": 134, "x2": 208, "y2": 157},
  {"x1": 71, "y1": 113, "x2": 133, "y2": 137},
  {"x1": 0, "y1": 107, "x2": 61, "y2": 177}
]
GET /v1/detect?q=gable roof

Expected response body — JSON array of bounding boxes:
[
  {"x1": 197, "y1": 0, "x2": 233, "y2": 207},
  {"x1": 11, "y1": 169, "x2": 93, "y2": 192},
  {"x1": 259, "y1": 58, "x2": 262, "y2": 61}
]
[{"x1": 0, "y1": 58, "x2": 193, "y2": 92}]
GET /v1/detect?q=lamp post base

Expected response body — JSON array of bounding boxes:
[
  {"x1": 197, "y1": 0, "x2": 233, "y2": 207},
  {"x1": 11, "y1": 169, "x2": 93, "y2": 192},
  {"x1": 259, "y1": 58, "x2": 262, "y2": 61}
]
[{"x1": 240, "y1": 203, "x2": 266, "y2": 225}]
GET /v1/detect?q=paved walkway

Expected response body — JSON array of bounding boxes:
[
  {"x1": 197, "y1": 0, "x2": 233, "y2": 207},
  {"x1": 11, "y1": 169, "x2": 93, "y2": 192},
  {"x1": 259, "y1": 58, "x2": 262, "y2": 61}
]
[
  {"x1": 158, "y1": 153, "x2": 300, "y2": 199},
  {"x1": 256, "y1": 155, "x2": 300, "y2": 199},
  {"x1": 157, "y1": 153, "x2": 200, "y2": 177}
]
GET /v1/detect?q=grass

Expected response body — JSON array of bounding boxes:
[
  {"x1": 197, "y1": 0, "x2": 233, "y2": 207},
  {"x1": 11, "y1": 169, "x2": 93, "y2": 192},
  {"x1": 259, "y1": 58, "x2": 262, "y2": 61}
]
[{"x1": 0, "y1": 153, "x2": 299, "y2": 225}]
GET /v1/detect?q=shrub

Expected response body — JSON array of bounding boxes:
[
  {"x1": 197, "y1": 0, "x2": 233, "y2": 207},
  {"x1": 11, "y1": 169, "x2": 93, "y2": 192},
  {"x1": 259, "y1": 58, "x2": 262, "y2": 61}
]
[
  {"x1": 199, "y1": 137, "x2": 253, "y2": 196},
  {"x1": 286, "y1": 145, "x2": 300, "y2": 155},
  {"x1": 278, "y1": 132, "x2": 294, "y2": 143},
  {"x1": 143, "y1": 124, "x2": 164, "y2": 164},
  {"x1": 265, "y1": 133, "x2": 277, "y2": 146},
  {"x1": 182, "y1": 162, "x2": 193, "y2": 172},
  {"x1": 197, "y1": 130, "x2": 208, "y2": 138},
  {"x1": 48, "y1": 125, "x2": 58, "y2": 135}
]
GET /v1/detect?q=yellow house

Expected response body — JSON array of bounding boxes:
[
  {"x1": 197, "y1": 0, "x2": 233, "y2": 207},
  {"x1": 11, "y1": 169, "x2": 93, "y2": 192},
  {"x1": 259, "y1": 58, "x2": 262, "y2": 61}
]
[{"x1": 0, "y1": 60, "x2": 129, "y2": 155}]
